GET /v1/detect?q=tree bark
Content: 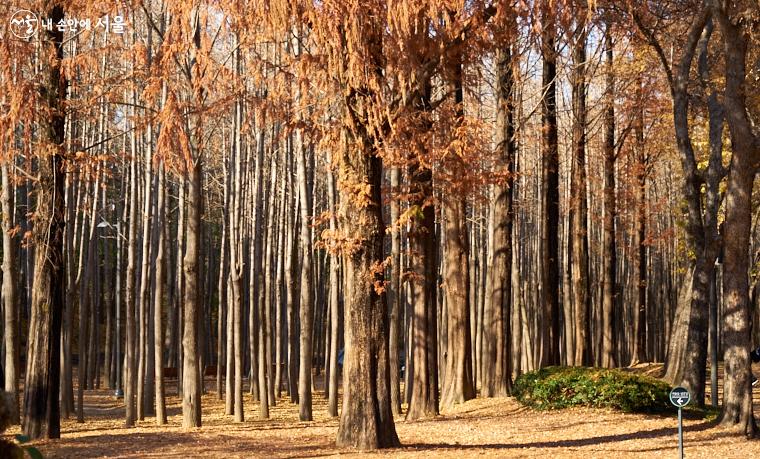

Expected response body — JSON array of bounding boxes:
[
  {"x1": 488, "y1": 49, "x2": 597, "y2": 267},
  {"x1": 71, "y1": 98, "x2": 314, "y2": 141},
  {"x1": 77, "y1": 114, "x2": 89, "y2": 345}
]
[
  {"x1": 2, "y1": 162, "x2": 19, "y2": 423},
  {"x1": 482, "y1": 45, "x2": 515, "y2": 397},
  {"x1": 440, "y1": 35, "x2": 474, "y2": 410},
  {"x1": 569, "y1": 15, "x2": 590, "y2": 366},
  {"x1": 406, "y1": 80, "x2": 439, "y2": 421},
  {"x1": 540, "y1": 2, "x2": 561, "y2": 366},
  {"x1": 388, "y1": 167, "x2": 401, "y2": 416},
  {"x1": 22, "y1": 4, "x2": 67, "y2": 439},
  {"x1": 182, "y1": 162, "x2": 203, "y2": 428},
  {"x1": 600, "y1": 22, "x2": 617, "y2": 368},
  {"x1": 327, "y1": 168, "x2": 341, "y2": 418},
  {"x1": 295, "y1": 126, "x2": 313, "y2": 421},
  {"x1": 335, "y1": 138, "x2": 400, "y2": 450},
  {"x1": 712, "y1": 2, "x2": 758, "y2": 435},
  {"x1": 153, "y1": 165, "x2": 167, "y2": 425}
]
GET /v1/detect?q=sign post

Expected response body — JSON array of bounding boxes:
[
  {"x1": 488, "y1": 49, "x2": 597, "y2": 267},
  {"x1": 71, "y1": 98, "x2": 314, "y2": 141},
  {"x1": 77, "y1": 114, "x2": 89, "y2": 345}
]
[{"x1": 669, "y1": 386, "x2": 691, "y2": 459}]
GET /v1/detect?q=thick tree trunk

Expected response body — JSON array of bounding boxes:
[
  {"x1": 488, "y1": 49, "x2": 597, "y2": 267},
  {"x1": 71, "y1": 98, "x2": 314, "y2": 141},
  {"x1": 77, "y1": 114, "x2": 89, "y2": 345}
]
[
  {"x1": 540, "y1": 4, "x2": 561, "y2": 366},
  {"x1": 638, "y1": 7, "x2": 712, "y2": 405},
  {"x1": 440, "y1": 42, "x2": 474, "y2": 410},
  {"x1": 482, "y1": 45, "x2": 515, "y2": 397},
  {"x1": 22, "y1": 5, "x2": 67, "y2": 439},
  {"x1": 440, "y1": 197, "x2": 474, "y2": 409},
  {"x1": 335, "y1": 140, "x2": 399, "y2": 450},
  {"x1": 406, "y1": 162, "x2": 438, "y2": 420},
  {"x1": 713, "y1": 3, "x2": 758, "y2": 435}
]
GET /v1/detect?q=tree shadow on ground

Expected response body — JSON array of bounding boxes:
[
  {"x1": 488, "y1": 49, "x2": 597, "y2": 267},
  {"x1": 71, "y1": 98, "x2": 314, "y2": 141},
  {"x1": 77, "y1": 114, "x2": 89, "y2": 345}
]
[
  {"x1": 40, "y1": 430, "x2": 339, "y2": 459},
  {"x1": 403, "y1": 421, "x2": 718, "y2": 452}
]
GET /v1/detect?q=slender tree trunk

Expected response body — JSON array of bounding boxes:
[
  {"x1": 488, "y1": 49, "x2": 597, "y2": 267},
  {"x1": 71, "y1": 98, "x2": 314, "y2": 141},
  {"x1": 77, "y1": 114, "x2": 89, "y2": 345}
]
[
  {"x1": 285, "y1": 149, "x2": 299, "y2": 403},
  {"x1": 61, "y1": 174, "x2": 76, "y2": 417},
  {"x1": 2, "y1": 163, "x2": 19, "y2": 423},
  {"x1": 274, "y1": 152, "x2": 286, "y2": 399},
  {"x1": 182, "y1": 162, "x2": 203, "y2": 428},
  {"x1": 295, "y1": 128, "x2": 313, "y2": 421},
  {"x1": 103, "y1": 181, "x2": 114, "y2": 390},
  {"x1": 388, "y1": 167, "x2": 401, "y2": 416},
  {"x1": 600, "y1": 23, "x2": 617, "y2": 368},
  {"x1": 153, "y1": 165, "x2": 167, "y2": 425},
  {"x1": 569, "y1": 17, "x2": 590, "y2": 366},
  {"x1": 124, "y1": 104, "x2": 139, "y2": 427},
  {"x1": 327, "y1": 168, "x2": 340, "y2": 418},
  {"x1": 264, "y1": 163, "x2": 277, "y2": 406},
  {"x1": 138, "y1": 119, "x2": 154, "y2": 421}
]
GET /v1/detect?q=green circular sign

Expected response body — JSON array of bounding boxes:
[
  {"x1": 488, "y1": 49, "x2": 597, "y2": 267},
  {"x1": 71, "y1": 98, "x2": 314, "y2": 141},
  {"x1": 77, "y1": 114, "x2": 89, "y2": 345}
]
[{"x1": 669, "y1": 386, "x2": 691, "y2": 408}]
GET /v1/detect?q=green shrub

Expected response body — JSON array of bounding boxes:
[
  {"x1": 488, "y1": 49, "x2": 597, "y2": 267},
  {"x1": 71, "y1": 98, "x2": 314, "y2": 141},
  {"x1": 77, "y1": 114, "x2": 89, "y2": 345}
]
[{"x1": 513, "y1": 366, "x2": 672, "y2": 414}]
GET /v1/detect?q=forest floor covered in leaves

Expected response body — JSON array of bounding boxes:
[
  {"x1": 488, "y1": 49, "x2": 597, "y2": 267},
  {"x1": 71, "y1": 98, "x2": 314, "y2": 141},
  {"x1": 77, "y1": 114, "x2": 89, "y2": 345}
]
[{"x1": 8, "y1": 364, "x2": 760, "y2": 458}]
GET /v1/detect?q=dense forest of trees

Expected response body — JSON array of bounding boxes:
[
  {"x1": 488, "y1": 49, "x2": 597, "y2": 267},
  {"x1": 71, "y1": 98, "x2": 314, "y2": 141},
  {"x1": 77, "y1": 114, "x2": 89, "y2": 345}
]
[{"x1": 0, "y1": 0, "x2": 759, "y2": 450}]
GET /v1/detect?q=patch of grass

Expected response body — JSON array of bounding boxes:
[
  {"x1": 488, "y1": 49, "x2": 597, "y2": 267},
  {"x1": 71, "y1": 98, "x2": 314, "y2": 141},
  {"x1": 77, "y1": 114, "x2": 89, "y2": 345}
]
[{"x1": 513, "y1": 366, "x2": 672, "y2": 414}]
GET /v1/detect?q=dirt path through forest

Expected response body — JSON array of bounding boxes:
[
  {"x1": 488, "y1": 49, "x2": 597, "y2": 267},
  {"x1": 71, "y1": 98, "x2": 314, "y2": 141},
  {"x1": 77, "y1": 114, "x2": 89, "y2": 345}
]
[{"x1": 7, "y1": 365, "x2": 760, "y2": 458}]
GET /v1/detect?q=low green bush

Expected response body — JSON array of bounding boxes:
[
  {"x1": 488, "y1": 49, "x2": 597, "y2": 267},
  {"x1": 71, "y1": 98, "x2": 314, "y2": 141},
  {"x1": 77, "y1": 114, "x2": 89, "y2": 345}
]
[{"x1": 513, "y1": 366, "x2": 671, "y2": 414}]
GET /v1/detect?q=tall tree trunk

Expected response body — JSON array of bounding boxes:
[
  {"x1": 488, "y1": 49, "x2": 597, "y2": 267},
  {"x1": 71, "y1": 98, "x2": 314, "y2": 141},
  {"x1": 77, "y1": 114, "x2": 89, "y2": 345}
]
[
  {"x1": 388, "y1": 167, "x2": 401, "y2": 416},
  {"x1": 327, "y1": 168, "x2": 340, "y2": 418},
  {"x1": 2, "y1": 162, "x2": 19, "y2": 423},
  {"x1": 61, "y1": 173, "x2": 76, "y2": 417},
  {"x1": 124, "y1": 102, "x2": 139, "y2": 427},
  {"x1": 102, "y1": 180, "x2": 114, "y2": 390},
  {"x1": 153, "y1": 165, "x2": 167, "y2": 425},
  {"x1": 635, "y1": 5, "x2": 713, "y2": 406},
  {"x1": 540, "y1": 2, "x2": 561, "y2": 366},
  {"x1": 264, "y1": 162, "x2": 277, "y2": 406},
  {"x1": 483, "y1": 44, "x2": 515, "y2": 397},
  {"x1": 713, "y1": 3, "x2": 758, "y2": 435},
  {"x1": 630, "y1": 93, "x2": 647, "y2": 365},
  {"x1": 182, "y1": 161, "x2": 203, "y2": 428},
  {"x1": 285, "y1": 148, "x2": 299, "y2": 404},
  {"x1": 295, "y1": 127, "x2": 313, "y2": 421},
  {"x1": 600, "y1": 22, "x2": 617, "y2": 368},
  {"x1": 335, "y1": 137, "x2": 400, "y2": 450},
  {"x1": 569, "y1": 16, "x2": 590, "y2": 366},
  {"x1": 406, "y1": 81, "x2": 439, "y2": 421},
  {"x1": 22, "y1": 5, "x2": 67, "y2": 439},
  {"x1": 138, "y1": 119, "x2": 154, "y2": 420},
  {"x1": 440, "y1": 42, "x2": 473, "y2": 409}
]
